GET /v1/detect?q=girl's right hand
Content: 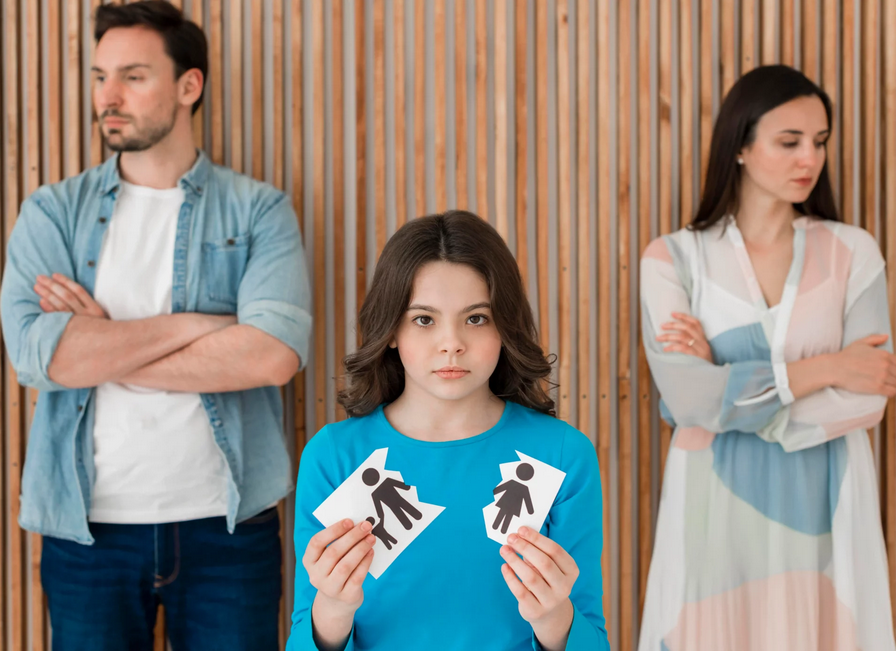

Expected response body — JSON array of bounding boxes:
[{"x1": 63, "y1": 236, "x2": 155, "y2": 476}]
[
  {"x1": 832, "y1": 334, "x2": 896, "y2": 397},
  {"x1": 304, "y1": 519, "x2": 376, "y2": 619}
]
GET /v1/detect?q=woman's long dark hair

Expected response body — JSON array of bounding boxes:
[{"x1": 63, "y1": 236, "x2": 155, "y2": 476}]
[
  {"x1": 690, "y1": 64, "x2": 839, "y2": 231},
  {"x1": 338, "y1": 210, "x2": 555, "y2": 418}
]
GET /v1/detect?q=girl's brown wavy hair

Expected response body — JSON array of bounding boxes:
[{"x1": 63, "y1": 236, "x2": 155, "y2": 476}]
[{"x1": 338, "y1": 210, "x2": 555, "y2": 418}]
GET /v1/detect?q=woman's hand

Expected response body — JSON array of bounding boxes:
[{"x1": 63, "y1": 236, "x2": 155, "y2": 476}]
[
  {"x1": 656, "y1": 312, "x2": 712, "y2": 363},
  {"x1": 305, "y1": 519, "x2": 376, "y2": 650},
  {"x1": 500, "y1": 526, "x2": 579, "y2": 651},
  {"x1": 831, "y1": 334, "x2": 896, "y2": 397}
]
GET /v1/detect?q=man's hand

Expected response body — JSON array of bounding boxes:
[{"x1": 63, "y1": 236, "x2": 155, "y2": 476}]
[{"x1": 34, "y1": 274, "x2": 107, "y2": 318}]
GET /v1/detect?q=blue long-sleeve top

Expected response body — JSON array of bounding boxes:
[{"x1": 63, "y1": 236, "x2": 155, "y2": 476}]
[{"x1": 287, "y1": 401, "x2": 609, "y2": 651}]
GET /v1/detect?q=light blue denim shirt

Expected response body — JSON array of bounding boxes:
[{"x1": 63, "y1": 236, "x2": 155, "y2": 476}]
[{"x1": 0, "y1": 150, "x2": 312, "y2": 544}]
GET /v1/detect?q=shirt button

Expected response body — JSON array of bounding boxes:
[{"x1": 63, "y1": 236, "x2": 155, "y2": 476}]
[
  {"x1": 77, "y1": 405, "x2": 83, "y2": 412},
  {"x1": 226, "y1": 238, "x2": 235, "y2": 246},
  {"x1": 98, "y1": 217, "x2": 107, "y2": 224},
  {"x1": 87, "y1": 260, "x2": 95, "y2": 268}
]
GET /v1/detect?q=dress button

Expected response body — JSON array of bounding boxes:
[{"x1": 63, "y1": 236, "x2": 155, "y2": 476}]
[
  {"x1": 226, "y1": 238, "x2": 235, "y2": 246},
  {"x1": 87, "y1": 260, "x2": 95, "y2": 267},
  {"x1": 98, "y1": 217, "x2": 107, "y2": 224},
  {"x1": 77, "y1": 405, "x2": 83, "y2": 412}
]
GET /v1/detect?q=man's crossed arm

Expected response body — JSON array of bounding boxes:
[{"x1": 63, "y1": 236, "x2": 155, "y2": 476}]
[{"x1": 37, "y1": 273, "x2": 299, "y2": 393}]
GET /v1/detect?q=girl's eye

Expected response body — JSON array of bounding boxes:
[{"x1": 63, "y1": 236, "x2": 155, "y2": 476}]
[
  {"x1": 412, "y1": 315, "x2": 434, "y2": 327},
  {"x1": 814, "y1": 140, "x2": 827, "y2": 149},
  {"x1": 467, "y1": 314, "x2": 489, "y2": 326},
  {"x1": 782, "y1": 141, "x2": 799, "y2": 148},
  {"x1": 128, "y1": 76, "x2": 143, "y2": 82}
]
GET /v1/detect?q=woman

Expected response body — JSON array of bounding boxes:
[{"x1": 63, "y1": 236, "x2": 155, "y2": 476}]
[{"x1": 638, "y1": 65, "x2": 896, "y2": 650}]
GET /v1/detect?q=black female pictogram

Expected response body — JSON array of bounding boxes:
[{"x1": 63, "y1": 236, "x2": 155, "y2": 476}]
[{"x1": 491, "y1": 463, "x2": 535, "y2": 534}]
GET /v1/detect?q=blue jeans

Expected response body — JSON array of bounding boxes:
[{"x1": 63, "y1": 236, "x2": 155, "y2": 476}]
[{"x1": 41, "y1": 508, "x2": 282, "y2": 651}]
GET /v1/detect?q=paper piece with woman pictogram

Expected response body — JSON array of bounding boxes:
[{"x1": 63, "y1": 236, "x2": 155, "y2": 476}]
[
  {"x1": 483, "y1": 452, "x2": 566, "y2": 545},
  {"x1": 313, "y1": 448, "x2": 445, "y2": 579}
]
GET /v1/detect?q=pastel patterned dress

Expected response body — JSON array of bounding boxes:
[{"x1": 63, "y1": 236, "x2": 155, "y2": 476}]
[{"x1": 638, "y1": 216, "x2": 895, "y2": 651}]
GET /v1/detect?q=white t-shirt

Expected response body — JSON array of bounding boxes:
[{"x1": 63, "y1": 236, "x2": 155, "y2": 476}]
[{"x1": 89, "y1": 181, "x2": 230, "y2": 524}]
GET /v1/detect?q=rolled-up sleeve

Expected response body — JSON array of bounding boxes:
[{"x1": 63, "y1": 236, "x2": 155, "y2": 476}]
[
  {"x1": 237, "y1": 192, "x2": 312, "y2": 369},
  {"x1": 0, "y1": 196, "x2": 75, "y2": 392}
]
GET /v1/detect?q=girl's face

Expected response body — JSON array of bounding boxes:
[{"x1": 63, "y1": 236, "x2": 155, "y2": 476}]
[
  {"x1": 739, "y1": 94, "x2": 830, "y2": 205},
  {"x1": 391, "y1": 261, "x2": 503, "y2": 404}
]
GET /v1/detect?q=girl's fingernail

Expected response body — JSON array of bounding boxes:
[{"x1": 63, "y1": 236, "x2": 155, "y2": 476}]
[
  {"x1": 519, "y1": 527, "x2": 529, "y2": 536},
  {"x1": 507, "y1": 534, "x2": 518, "y2": 543},
  {"x1": 361, "y1": 520, "x2": 372, "y2": 532},
  {"x1": 343, "y1": 519, "x2": 353, "y2": 529}
]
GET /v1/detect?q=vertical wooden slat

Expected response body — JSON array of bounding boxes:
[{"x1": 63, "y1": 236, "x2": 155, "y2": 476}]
[
  {"x1": 884, "y1": 0, "x2": 896, "y2": 624},
  {"x1": 153, "y1": 608, "x2": 166, "y2": 651},
  {"x1": 636, "y1": 0, "x2": 652, "y2": 620},
  {"x1": 514, "y1": 0, "x2": 528, "y2": 286},
  {"x1": 374, "y1": 0, "x2": 386, "y2": 255},
  {"x1": 822, "y1": 0, "x2": 838, "y2": 197},
  {"x1": 618, "y1": 0, "x2": 633, "y2": 646},
  {"x1": 47, "y1": 0, "x2": 61, "y2": 184},
  {"x1": 413, "y1": 0, "x2": 425, "y2": 215},
  {"x1": 24, "y1": 0, "x2": 44, "y2": 645},
  {"x1": 535, "y1": 0, "x2": 549, "y2": 351},
  {"x1": 475, "y1": 0, "x2": 488, "y2": 220},
  {"x1": 658, "y1": 0, "x2": 674, "y2": 482},
  {"x1": 698, "y1": 0, "x2": 712, "y2": 194},
  {"x1": 557, "y1": 0, "x2": 571, "y2": 424},
  {"x1": 333, "y1": 0, "x2": 346, "y2": 421},
  {"x1": 596, "y1": 0, "x2": 612, "y2": 628},
  {"x1": 433, "y1": 0, "x2": 447, "y2": 212},
  {"x1": 861, "y1": 0, "x2": 876, "y2": 238},
  {"x1": 4, "y1": 1, "x2": 24, "y2": 647},
  {"x1": 742, "y1": 0, "x2": 757, "y2": 74},
  {"x1": 781, "y1": 0, "x2": 795, "y2": 66},
  {"x1": 209, "y1": 0, "x2": 224, "y2": 164},
  {"x1": 356, "y1": 0, "x2": 368, "y2": 318},
  {"x1": 191, "y1": 0, "x2": 204, "y2": 150},
  {"x1": 455, "y1": 0, "x2": 468, "y2": 210},
  {"x1": 394, "y1": 0, "x2": 407, "y2": 227},
  {"x1": 761, "y1": 0, "x2": 777, "y2": 64},
  {"x1": 720, "y1": 0, "x2": 735, "y2": 96},
  {"x1": 576, "y1": 0, "x2": 590, "y2": 437},
  {"x1": 251, "y1": 0, "x2": 263, "y2": 181},
  {"x1": 230, "y1": 0, "x2": 243, "y2": 173},
  {"x1": 65, "y1": 0, "x2": 81, "y2": 178},
  {"x1": 312, "y1": 0, "x2": 326, "y2": 431},
  {"x1": 273, "y1": 0, "x2": 284, "y2": 190},
  {"x1": 494, "y1": 0, "x2": 508, "y2": 240},
  {"x1": 90, "y1": 0, "x2": 104, "y2": 167},
  {"x1": 803, "y1": 0, "x2": 820, "y2": 82},
  {"x1": 292, "y1": 0, "x2": 306, "y2": 456},
  {"x1": 841, "y1": 0, "x2": 855, "y2": 224}
]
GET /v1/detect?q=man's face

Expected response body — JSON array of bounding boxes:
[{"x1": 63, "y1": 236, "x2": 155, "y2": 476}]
[{"x1": 92, "y1": 26, "x2": 180, "y2": 152}]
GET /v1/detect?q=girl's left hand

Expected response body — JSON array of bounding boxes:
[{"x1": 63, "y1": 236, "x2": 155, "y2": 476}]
[
  {"x1": 500, "y1": 526, "x2": 578, "y2": 649},
  {"x1": 656, "y1": 312, "x2": 712, "y2": 363}
]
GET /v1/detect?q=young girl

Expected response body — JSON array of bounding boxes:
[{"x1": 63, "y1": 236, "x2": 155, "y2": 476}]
[{"x1": 287, "y1": 211, "x2": 609, "y2": 650}]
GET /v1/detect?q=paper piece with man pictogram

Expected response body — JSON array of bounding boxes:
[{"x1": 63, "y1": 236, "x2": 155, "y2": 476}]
[
  {"x1": 313, "y1": 448, "x2": 445, "y2": 579},
  {"x1": 483, "y1": 451, "x2": 566, "y2": 545}
]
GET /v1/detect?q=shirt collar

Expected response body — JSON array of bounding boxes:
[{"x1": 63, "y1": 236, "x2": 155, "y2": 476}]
[{"x1": 98, "y1": 149, "x2": 211, "y2": 196}]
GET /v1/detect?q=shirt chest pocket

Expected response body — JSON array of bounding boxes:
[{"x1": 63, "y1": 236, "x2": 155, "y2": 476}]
[{"x1": 201, "y1": 233, "x2": 250, "y2": 307}]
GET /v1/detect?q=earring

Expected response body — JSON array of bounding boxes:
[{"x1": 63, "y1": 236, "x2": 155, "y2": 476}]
[{"x1": 737, "y1": 158, "x2": 744, "y2": 165}]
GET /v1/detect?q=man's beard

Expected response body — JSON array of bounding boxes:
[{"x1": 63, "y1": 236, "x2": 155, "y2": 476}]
[{"x1": 103, "y1": 106, "x2": 177, "y2": 152}]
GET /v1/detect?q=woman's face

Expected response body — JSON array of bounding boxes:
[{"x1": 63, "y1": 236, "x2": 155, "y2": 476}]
[{"x1": 739, "y1": 95, "x2": 830, "y2": 205}]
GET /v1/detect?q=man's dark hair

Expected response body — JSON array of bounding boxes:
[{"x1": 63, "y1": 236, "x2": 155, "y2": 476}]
[{"x1": 95, "y1": 1, "x2": 208, "y2": 115}]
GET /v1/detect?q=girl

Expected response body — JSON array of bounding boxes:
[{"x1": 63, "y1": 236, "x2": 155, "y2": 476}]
[
  {"x1": 287, "y1": 211, "x2": 609, "y2": 650},
  {"x1": 638, "y1": 65, "x2": 896, "y2": 650}
]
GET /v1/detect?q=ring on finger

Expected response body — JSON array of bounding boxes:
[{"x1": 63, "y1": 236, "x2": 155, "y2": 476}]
[{"x1": 687, "y1": 338, "x2": 695, "y2": 347}]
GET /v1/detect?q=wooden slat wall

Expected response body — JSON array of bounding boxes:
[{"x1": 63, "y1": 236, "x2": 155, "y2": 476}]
[{"x1": 0, "y1": 2, "x2": 895, "y2": 650}]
